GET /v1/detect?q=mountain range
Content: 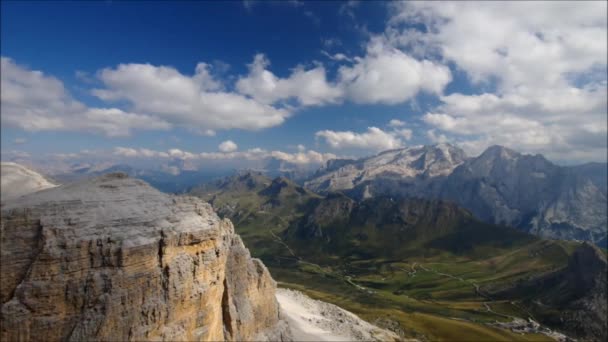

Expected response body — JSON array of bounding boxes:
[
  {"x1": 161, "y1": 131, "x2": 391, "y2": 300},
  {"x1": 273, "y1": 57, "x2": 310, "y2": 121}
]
[
  {"x1": 191, "y1": 171, "x2": 607, "y2": 341},
  {"x1": 10, "y1": 143, "x2": 606, "y2": 245},
  {"x1": 305, "y1": 144, "x2": 607, "y2": 246},
  {"x1": 2, "y1": 160, "x2": 606, "y2": 340}
]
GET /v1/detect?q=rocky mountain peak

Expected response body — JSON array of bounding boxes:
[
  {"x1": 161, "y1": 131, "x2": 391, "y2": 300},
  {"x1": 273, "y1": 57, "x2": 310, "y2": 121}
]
[
  {"x1": 1, "y1": 174, "x2": 291, "y2": 341},
  {"x1": 305, "y1": 144, "x2": 468, "y2": 193},
  {"x1": 481, "y1": 145, "x2": 519, "y2": 158}
]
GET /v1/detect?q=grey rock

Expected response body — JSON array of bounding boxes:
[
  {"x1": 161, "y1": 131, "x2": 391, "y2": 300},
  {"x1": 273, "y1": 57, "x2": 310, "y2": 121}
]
[{"x1": 0, "y1": 173, "x2": 291, "y2": 341}]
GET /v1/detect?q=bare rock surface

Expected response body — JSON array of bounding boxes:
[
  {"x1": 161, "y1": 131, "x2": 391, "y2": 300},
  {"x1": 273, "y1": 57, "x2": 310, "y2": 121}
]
[
  {"x1": 305, "y1": 143, "x2": 466, "y2": 195},
  {"x1": 0, "y1": 173, "x2": 291, "y2": 341},
  {"x1": 276, "y1": 288, "x2": 402, "y2": 341},
  {"x1": 1, "y1": 162, "x2": 57, "y2": 203},
  {"x1": 306, "y1": 144, "x2": 607, "y2": 244}
]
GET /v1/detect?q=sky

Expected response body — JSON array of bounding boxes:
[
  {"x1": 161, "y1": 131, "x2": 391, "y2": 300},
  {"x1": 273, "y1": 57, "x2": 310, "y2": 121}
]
[{"x1": 1, "y1": 0, "x2": 607, "y2": 173}]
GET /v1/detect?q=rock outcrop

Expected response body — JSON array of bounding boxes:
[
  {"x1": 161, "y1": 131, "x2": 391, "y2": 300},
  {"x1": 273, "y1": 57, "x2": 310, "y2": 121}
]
[{"x1": 0, "y1": 173, "x2": 291, "y2": 341}]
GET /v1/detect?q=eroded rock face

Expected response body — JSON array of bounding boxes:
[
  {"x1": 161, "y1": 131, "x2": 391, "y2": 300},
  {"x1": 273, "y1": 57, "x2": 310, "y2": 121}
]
[{"x1": 0, "y1": 173, "x2": 291, "y2": 341}]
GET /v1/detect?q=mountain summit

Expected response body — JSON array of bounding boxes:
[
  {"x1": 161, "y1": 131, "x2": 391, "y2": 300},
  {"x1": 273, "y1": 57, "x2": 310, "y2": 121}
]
[
  {"x1": 305, "y1": 143, "x2": 468, "y2": 194},
  {"x1": 305, "y1": 145, "x2": 607, "y2": 245}
]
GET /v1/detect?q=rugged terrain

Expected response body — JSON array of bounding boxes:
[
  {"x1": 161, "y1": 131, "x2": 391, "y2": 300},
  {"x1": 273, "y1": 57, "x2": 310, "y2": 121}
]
[
  {"x1": 488, "y1": 243, "x2": 608, "y2": 341},
  {"x1": 0, "y1": 173, "x2": 291, "y2": 341},
  {"x1": 305, "y1": 143, "x2": 466, "y2": 197},
  {"x1": 440, "y1": 146, "x2": 607, "y2": 244},
  {"x1": 192, "y1": 173, "x2": 600, "y2": 341},
  {"x1": 305, "y1": 144, "x2": 607, "y2": 245}
]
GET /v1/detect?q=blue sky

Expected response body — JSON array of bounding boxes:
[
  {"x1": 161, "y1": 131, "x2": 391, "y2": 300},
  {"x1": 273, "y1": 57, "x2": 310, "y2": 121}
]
[{"x1": 1, "y1": 1, "x2": 606, "y2": 171}]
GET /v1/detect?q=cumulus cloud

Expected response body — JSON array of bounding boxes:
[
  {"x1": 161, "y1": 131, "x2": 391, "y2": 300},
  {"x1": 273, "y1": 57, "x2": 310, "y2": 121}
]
[
  {"x1": 1, "y1": 57, "x2": 170, "y2": 136},
  {"x1": 238, "y1": 42, "x2": 450, "y2": 107},
  {"x1": 218, "y1": 140, "x2": 238, "y2": 153},
  {"x1": 316, "y1": 124, "x2": 412, "y2": 152},
  {"x1": 236, "y1": 54, "x2": 343, "y2": 106},
  {"x1": 337, "y1": 37, "x2": 452, "y2": 105},
  {"x1": 93, "y1": 62, "x2": 290, "y2": 132},
  {"x1": 390, "y1": 2, "x2": 607, "y2": 89},
  {"x1": 387, "y1": 1, "x2": 607, "y2": 162}
]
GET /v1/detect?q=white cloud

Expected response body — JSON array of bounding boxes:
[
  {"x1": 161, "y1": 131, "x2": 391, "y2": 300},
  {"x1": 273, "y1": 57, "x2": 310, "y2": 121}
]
[
  {"x1": 218, "y1": 140, "x2": 238, "y2": 153},
  {"x1": 422, "y1": 88, "x2": 607, "y2": 161},
  {"x1": 114, "y1": 147, "x2": 169, "y2": 158},
  {"x1": 426, "y1": 129, "x2": 448, "y2": 144},
  {"x1": 236, "y1": 54, "x2": 343, "y2": 106},
  {"x1": 13, "y1": 138, "x2": 27, "y2": 145},
  {"x1": 388, "y1": 119, "x2": 405, "y2": 127},
  {"x1": 390, "y1": 2, "x2": 607, "y2": 89},
  {"x1": 238, "y1": 42, "x2": 451, "y2": 107},
  {"x1": 386, "y1": 1, "x2": 607, "y2": 162},
  {"x1": 270, "y1": 150, "x2": 336, "y2": 165},
  {"x1": 1, "y1": 57, "x2": 170, "y2": 136},
  {"x1": 111, "y1": 146, "x2": 336, "y2": 166},
  {"x1": 321, "y1": 51, "x2": 353, "y2": 62},
  {"x1": 316, "y1": 126, "x2": 405, "y2": 151},
  {"x1": 93, "y1": 62, "x2": 290, "y2": 132},
  {"x1": 395, "y1": 128, "x2": 413, "y2": 141},
  {"x1": 337, "y1": 37, "x2": 452, "y2": 105}
]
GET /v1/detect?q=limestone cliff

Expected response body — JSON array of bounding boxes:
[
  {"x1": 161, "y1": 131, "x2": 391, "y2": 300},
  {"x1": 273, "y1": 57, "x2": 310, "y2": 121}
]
[{"x1": 0, "y1": 173, "x2": 291, "y2": 341}]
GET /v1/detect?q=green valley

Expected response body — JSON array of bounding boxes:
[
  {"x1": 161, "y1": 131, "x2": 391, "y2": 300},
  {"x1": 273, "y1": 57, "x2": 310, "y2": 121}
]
[{"x1": 191, "y1": 172, "x2": 605, "y2": 341}]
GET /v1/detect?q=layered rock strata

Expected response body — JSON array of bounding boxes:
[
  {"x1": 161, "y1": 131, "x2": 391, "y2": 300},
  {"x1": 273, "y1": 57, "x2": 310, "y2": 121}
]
[{"x1": 0, "y1": 173, "x2": 290, "y2": 341}]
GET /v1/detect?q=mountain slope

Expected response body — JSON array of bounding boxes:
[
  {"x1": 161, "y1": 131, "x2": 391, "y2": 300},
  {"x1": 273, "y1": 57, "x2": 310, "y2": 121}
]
[
  {"x1": 191, "y1": 177, "x2": 588, "y2": 340},
  {"x1": 1, "y1": 162, "x2": 57, "y2": 202},
  {"x1": 280, "y1": 195, "x2": 601, "y2": 341},
  {"x1": 1, "y1": 173, "x2": 291, "y2": 341},
  {"x1": 284, "y1": 195, "x2": 537, "y2": 262},
  {"x1": 567, "y1": 162, "x2": 608, "y2": 194},
  {"x1": 488, "y1": 243, "x2": 608, "y2": 341},
  {"x1": 306, "y1": 145, "x2": 607, "y2": 245},
  {"x1": 191, "y1": 172, "x2": 321, "y2": 255},
  {"x1": 305, "y1": 144, "x2": 467, "y2": 195},
  {"x1": 441, "y1": 146, "x2": 607, "y2": 244}
]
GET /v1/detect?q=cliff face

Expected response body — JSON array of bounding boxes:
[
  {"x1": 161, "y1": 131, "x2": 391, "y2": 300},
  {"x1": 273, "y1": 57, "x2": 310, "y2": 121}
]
[{"x1": 0, "y1": 173, "x2": 290, "y2": 341}]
